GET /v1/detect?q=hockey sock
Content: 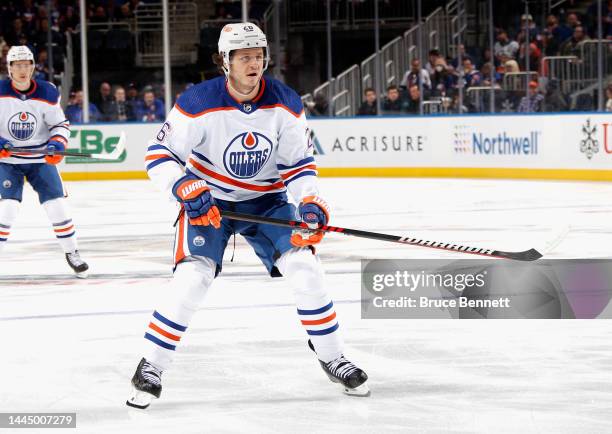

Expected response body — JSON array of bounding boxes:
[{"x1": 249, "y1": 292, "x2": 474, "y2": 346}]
[
  {"x1": 277, "y1": 248, "x2": 344, "y2": 363},
  {"x1": 42, "y1": 198, "x2": 77, "y2": 253},
  {"x1": 0, "y1": 199, "x2": 20, "y2": 251},
  {"x1": 143, "y1": 257, "x2": 215, "y2": 371}
]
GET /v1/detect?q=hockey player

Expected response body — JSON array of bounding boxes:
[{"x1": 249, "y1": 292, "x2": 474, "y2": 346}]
[
  {"x1": 127, "y1": 23, "x2": 368, "y2": 409},
  {"x1": 0, "y1": 46, "x2": 88, "y2": 278}
]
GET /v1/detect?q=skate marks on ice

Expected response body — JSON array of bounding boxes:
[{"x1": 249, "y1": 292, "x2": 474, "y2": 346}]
[{"x1": 2, "y1": 179, "x2": 612, "y2": 432}]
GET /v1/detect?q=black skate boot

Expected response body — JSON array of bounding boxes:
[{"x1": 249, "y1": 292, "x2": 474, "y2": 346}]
[
  {"x1": 126, "y1": 358, "x2": 163, "y2": 409},
  {"x1": 308, "y1": 340, "x2": 370, "y2": 396},
  {"x1": 65, "y1": 250, "x2": 88, "y2": 278}
]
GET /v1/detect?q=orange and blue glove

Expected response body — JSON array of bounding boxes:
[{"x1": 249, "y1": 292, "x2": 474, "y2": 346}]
[
  {"x1": 290, "y1": 195, "x2": 330, "y2": 247},
  {"x1": 0, "y1": 137, "x2": 12, "y2": 158},
  {"x1": 172, "y1": 174, "x2": 222, "y2": 228},
  {"x1": 44, "y1": 136, "x2": 67, "y2": 165}
]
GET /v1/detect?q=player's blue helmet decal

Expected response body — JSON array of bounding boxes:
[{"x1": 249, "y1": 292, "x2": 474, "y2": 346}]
[
  {"x1": 223, "y1": 132, "x2": 272, "y2": 179},
  {"x1": 8, "y1": 111, "x2": 37, "y2": 141}
]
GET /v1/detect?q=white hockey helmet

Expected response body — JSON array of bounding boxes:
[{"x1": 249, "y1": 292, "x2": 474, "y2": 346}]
[
  {"x1": 218, "y1": 22, "x2": 269, "y2": 75},
  {"x1": 7, "y1": 45, "x2": 35, "y2": 80}
]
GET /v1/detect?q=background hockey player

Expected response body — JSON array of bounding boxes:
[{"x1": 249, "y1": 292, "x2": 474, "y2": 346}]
[
  {"x1": 0, "y1": 46, "x2": 88, "y2": 278},
  {"x1": 127, "y1": 22, "x2": 369, "y2": 409}
]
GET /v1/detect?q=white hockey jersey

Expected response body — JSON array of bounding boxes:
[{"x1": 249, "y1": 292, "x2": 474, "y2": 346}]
[
  {"x1": 0, "y1": 79, "x2": 70, "y2": 164},
  {"x1": 145, "y1": 76, "x2": 319, "y2": 203}
]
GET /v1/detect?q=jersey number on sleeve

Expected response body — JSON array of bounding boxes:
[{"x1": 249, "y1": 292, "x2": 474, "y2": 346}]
[{"x1": 156, "y1": 122, "x2": 171, "y2": 143}]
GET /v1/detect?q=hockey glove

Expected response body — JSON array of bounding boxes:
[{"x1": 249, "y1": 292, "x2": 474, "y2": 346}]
[
  {"x1": 172, "y1": 174, "x2": 222, "y2": 228},
  {"x1": 44, "y1": 136, "x2": 68, "y2": 165},
  {"x1": 0, "y1": 137, "x2": 11, "y2": 158},
  {"x1": 291, "y1": 196, "x2": 330, "y2": 247}
]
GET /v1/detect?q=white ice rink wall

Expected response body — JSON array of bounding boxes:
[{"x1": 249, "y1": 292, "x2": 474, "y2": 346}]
[{"x1": 59, "y1": 112, "x2": 612, "y2": 181}]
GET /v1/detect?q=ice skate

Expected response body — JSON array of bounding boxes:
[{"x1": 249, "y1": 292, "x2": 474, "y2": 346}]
[
  {"x1": 308, "y1": 340, "x2": 370, "y2": 396},
  {"x1": 126, "y1": 358, "x2": 163, "y2": 409},
  {"x1": 65, "y1": 250, "x2": 88, "y2": 278}
]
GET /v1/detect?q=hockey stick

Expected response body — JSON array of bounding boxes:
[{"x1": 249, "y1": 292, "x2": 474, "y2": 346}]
[
  {"x1": 222, "y1": 210, "x2": 543, "y2": 262},
  {"x1": 9, "y1": 131, "x2": 127, "y2": 161}
]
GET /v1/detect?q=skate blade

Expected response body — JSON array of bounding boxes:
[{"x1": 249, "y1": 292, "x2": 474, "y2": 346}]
[
  {"x1": 343, "y1": 382, "x2": 371, "y2": 397},
  {"x1": 126, "y1": 387, "x2": 157, "y2": 409},
  {"x1": 75, "y1": 271, "x2": 88, "y2": 279}
]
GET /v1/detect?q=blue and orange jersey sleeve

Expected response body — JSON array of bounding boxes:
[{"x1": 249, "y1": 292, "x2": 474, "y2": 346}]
[
  {"x1": 144, "y1": 82, "x2": 214, "y2": 174},
  {"x1": 144, "y1": 81, "x2": 223, "y2": 200},
  {"x1": 35, "y1": 81, "x2": 70, "y2": 143}
]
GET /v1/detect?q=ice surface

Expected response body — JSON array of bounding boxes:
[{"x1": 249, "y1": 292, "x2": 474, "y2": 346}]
[{"x1": 1, "y1": 178, "x2": 611, "y2": 433}]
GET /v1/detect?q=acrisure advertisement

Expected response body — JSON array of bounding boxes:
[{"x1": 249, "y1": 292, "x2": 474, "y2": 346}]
[{"x1": 59, "y1": 114, "x2": 612, "y2": 180}]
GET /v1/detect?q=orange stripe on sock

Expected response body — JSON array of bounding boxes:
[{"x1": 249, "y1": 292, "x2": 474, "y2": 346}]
[
  {"x1": 54, "y1": 225, "x2": 74, "y2": 233},
  {"x1": 301, "y1": 312, "x2": 336, "y2": 326},
  {"x1": 148, "y1": 322, "x2": 181, "y2": 341},
  {"x1": 0, "y1": 231, "x2": 9, "y2": 236}
]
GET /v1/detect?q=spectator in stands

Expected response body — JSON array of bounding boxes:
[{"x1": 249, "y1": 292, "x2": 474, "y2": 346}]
[
  {"x1": 584, "y1": 1, "x2": 611, "y2": 37},
  {"x1": 137, "y1": 89, "x2": 166, "y2": 122},
  {"x1": 0, "y1": 44, "x2": 10, "y2": 79},
  {"x1": 424, "y1": 49, "x2": 441, "y2": 76},
  {"x1": 517, "y1": 81, "x2": 544, "y2": 113},
  {"x1": 381, "y1": 85, "x2": 407, "y2": 114},
  {"x1": 461, "y1": 58, "x2": 481, "y2": 89},
  {"x1": 357, "y1": 87, "x2": 377, "y2": 116},
  {"x1": 306, "y1": 92, "x2": 330, "y2": 116},
  {"x1": 479, "y1": 47, "x2": 497, "y2": 70},
  {"x1": 500, "y1": 59, "x2": 522, "y2": 109},
  {"x1": 560, "y1": 26, "x2": 589, "y2": 57},
  {"x1": 34, "y1": 18, "x2": 66, "y2": 55},
  {"x1": 22, "y1": 11, "x2": 37, "y2": 41},
  {"x1": 59, "y1": 6, "x2": 79, "y2": 32},
  {"x1": 450, "y1": 44, "x2": 474, "y2": 72},
  {"x1": 445, "y1": 90, "x2": 469, "y2": 114},
  {"x1": 401, "y1": 58, "x2": 431, "y2": 92},
  {"x1": 574, "y1": 93, "x2": 594, "y2": 111},
  {"x1": 405, "y1": 85, "x2": 421, "y2": 114},
  {"x1": 126, "y1": 82, "x2": 141, "y2": 114},
  {"x1": 117, "y1": 3, "x2": 134, "y2": 20},
  {"x1": 494, "y1": 30, "x2": 519, "y2": 63},
  {"x1": 518, "y1": 36, "x2": 542, "y2": 72},
  {"x1": 430, "y1": 57, "x2": 455, "y2": 97},
  {"x1": 106, "y1": 86, "x2": 136, "y2": 122},
  {"x1": 519, "y1": 14, "x2": 540, "y2": 43},
  {"x1": 542, "y1": 79, "x2": 569, "y2": 112},
  {"x1": 65, "y1": 90, "x2": 102, "y2": 123},
  {"x1": 480, "y1": 62, "x2": 501, "y2": 87},
  {"x1": 504, "y1": 59, "x2": 520, "y2": 74},
  {"x1": 542, "y1": 15, "x2": 564, "y2": 56},
  {"x1": 6, "y1": 18, "x2": 28, "y2": 46},
  {"x1": 558, "y1": 12, "x2": 582, "y2": 44},
  {"x1": 34, "y1": 49, "x2": 49, "y2": 81},
  {"x1": 606, "y1": 84, "x2": 612, "y2": 111},
  {"x1": 93, "y1": 82, "x2": 114, "y2": 116},
  {"x1": 90, "y1": 6, "x2": 108, "y2": 24}
]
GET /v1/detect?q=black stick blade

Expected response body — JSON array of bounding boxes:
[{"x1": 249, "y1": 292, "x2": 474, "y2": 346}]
[{"x1": 493, "y1": 248, "x2": 543, "y2": 262}]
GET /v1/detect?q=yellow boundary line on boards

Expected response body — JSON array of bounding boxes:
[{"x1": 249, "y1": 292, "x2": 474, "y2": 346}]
[
  {"x1": 62, "y1": 171, "x2": 149, "y2": 181},
  {"x1": 61, "y1": 167, "x2": 612, "y2": 182},
  {"x1": 319, "y1": 167, "x2": 612, "y2": 181}
]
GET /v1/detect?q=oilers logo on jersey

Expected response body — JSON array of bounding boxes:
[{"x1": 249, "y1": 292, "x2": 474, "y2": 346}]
[
  {"x1": 223, "y1": 132, "x2": 272, "y2": 179},
  {"x1": 8, "y1": 111, "x2": 37, "y2": 141}
]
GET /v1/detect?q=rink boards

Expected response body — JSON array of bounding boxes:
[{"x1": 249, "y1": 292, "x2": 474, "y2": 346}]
[{"x1": 58, "y1": 112, "x2": 612, "y2": 181}]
